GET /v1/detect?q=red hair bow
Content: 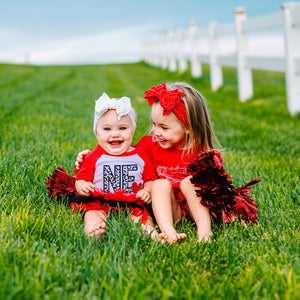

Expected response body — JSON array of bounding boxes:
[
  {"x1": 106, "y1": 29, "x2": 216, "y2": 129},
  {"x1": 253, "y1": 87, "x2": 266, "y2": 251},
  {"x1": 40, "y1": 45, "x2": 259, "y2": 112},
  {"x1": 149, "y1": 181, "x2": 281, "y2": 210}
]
[{"x1": 144, "y1": 83, "x2": 188, "y2": 127}]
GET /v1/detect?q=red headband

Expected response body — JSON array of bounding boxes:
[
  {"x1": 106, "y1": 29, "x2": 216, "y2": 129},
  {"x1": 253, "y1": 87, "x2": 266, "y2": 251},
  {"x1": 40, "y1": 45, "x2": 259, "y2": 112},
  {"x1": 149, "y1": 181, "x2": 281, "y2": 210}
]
[{"x1": 144, "y1": 83, "x2": 188, "y2": 127}]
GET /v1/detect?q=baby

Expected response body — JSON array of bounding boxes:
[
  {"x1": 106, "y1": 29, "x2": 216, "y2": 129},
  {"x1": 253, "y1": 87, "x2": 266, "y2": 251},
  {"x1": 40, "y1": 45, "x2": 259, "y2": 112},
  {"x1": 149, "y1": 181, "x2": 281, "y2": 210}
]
[{"x1": 75, "y1": 92, "x2": 158, "y2": 240}]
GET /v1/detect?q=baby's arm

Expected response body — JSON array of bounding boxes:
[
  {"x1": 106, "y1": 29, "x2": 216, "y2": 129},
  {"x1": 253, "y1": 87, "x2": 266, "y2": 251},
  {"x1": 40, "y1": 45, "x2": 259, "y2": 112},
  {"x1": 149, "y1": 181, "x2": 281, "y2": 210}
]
[
  {"x1": 75, "y1": 179, "x2": 95, "y2": 196},
  {"x1": 136, "y1": 181, "x2": 152, "y2": 204},
  {"x1": 75, "y1": 149, "x2": 91, "y2": 171}
]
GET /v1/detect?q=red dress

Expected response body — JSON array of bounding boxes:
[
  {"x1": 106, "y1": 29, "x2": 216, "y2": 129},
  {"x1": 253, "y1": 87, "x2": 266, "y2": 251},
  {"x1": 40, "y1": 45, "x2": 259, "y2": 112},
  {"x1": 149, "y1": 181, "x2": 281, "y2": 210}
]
[
  {"x1": 136, "y1": 135, "x2": 259, "y2": 223},
  {"x1": 46, "y1": 145, "x2": 157, "y2": 225},
  {"x1": 136, "y1": 135, "x2": 194, "y2": 216}
]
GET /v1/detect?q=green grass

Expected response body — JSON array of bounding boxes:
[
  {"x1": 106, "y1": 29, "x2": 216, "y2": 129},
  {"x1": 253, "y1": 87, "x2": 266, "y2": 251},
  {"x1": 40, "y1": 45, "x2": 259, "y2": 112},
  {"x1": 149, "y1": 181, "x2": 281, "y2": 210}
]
[{"x1": 0, "y1": 62, "x2": 299, "y2": 299}]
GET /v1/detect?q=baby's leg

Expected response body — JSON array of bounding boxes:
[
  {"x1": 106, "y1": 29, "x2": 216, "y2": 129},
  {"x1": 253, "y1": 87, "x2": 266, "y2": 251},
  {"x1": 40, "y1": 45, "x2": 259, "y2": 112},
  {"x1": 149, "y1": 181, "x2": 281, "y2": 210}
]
[
  {"x1": 84, "y1": 210, "x2": 107, "y2": 240},
  {"x1": 180, "y1": 176, "x2": 212, "y2": 242},
  {"x1": 151, "y1": 179, "x2": 186, "y2": 244}
]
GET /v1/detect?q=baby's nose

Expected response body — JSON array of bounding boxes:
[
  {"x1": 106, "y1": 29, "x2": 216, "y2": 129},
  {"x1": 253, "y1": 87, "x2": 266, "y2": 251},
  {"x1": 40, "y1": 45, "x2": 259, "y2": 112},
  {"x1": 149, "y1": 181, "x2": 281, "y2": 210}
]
[{"x1": 111, "y1": 130, "x2": 120, "y2": 137}]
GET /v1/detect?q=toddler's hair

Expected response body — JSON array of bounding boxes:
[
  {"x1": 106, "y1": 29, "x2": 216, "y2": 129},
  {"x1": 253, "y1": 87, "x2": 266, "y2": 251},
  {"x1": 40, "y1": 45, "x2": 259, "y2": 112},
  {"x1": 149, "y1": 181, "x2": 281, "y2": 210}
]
[{"x1": 166, "y1": 82, "x2": 221, "y2": 154}]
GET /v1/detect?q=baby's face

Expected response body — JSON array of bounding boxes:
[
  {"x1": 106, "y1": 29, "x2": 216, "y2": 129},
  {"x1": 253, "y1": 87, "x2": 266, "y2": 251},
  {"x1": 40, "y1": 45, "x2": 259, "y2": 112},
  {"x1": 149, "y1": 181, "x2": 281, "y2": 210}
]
[{"x1": 95, "y1": 109, "x2": 134, "y2": 155}]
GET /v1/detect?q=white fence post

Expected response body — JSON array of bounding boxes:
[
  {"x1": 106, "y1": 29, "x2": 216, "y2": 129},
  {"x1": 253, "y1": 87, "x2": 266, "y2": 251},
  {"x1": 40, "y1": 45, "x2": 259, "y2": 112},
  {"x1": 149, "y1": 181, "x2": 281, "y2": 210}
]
[
  {"x1": 178, "y1": 29, "x2": 188, "y2": 73},
  {"x1": 235, "y1": 7, "x2": 253, "y2": 102},
  {"x1": 151, "y1": 34, "x2": 160, "y2": 67},
  {"x1": 189, "y1": 22, "x2": 202, "y2": 77},
  {"x1": 167, "y1": 29, "x2": 177, "y2": 72},
  {"x1": 161, "y1": 33, "x2": 168, "y2": 69},
  {"x1": 282, "y1": 2, "x2": 300, "y2": 115},
  {"x1": 157, "y1": 33, "x2": 164, "y2": 69},
  {"x1": 146, "y1": 36, "x2": 154, "y2": 66},
  {"x1": 208, "y1": 22, "x2": 223, "y2": 91}
]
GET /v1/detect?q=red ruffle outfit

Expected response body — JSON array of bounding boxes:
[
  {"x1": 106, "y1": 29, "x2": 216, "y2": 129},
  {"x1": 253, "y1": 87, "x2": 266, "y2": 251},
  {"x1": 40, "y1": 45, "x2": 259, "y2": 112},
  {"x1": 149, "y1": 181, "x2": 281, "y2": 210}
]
[
  {"x1": 46, "y1": 167, "x2": 152, "y2": 225},
  {"x1": 136, "y1": 136, "x2": 260, "y2": 223},
  {"x1": 46, "y1": 145, "x2": 157, "y2": 225}
]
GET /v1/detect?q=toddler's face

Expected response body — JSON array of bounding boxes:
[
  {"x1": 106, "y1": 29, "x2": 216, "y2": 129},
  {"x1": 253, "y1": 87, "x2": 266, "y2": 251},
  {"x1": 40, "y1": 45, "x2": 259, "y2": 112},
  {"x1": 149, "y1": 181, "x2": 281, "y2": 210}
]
[
  {"x1": 151, "y1": 103, "x2": 188, "y2": 150},
  {"x1": 95, "y1": 109, "x2": 134, "y2": 155}
]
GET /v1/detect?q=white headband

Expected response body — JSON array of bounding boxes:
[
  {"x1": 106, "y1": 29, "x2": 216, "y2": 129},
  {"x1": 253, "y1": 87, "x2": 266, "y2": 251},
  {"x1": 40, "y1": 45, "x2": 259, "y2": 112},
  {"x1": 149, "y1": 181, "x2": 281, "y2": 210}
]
[{"x1": 93, "y1": 92, "x2": 136, "y2": 134}]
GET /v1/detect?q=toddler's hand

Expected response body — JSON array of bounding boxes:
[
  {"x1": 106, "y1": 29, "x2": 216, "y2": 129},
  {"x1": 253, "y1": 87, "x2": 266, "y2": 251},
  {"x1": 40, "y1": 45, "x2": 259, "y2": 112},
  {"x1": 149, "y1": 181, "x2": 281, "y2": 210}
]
[
  {"x1": 76, "y1": 181, "x2": 95, "y2": 196},
  {"x1": 75, "y1": 149, "x2": 90, "y2": 170},
  {"x1": 136, "y1": 189, "x2": 151, "y2": 204}
]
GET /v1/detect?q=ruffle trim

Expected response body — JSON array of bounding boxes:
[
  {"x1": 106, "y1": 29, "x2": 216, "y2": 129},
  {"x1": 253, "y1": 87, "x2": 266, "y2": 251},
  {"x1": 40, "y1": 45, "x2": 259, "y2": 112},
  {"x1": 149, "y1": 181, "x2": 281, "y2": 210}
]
[
  {"x1": 46, "y1": 167, "x2": 149, "y2": 224},
  {"x1": 187, "y1": 150, "x2": 260, "y2": 223}
]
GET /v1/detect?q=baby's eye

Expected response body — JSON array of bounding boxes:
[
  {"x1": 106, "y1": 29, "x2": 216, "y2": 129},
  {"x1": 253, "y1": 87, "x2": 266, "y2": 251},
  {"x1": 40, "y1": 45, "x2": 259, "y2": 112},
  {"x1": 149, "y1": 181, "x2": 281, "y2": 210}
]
[
  {"x1": 161, "y1": 126, "x2": 168, "y2": 130},
  {"x1": 119, "y1": 127, "x2": 127, "y2": 130},
  {"x1": 103, "y1": 127, "x2": 111, "y2": 131}
]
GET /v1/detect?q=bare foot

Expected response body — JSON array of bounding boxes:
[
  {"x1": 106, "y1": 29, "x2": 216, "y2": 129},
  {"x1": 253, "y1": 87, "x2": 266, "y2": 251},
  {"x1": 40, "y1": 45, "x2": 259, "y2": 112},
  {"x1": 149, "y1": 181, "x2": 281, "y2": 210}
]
[
  {"x1": 197, "y1": 230, "x2": 212, "y2": 243},
  {"x1": 148, "y1": 229, "x2": 164, "y2": 242},
  {"x1": 159, "y1": 231, "x2": 187, "y2": 244},
  {"x1": 86, "y1": 222, "x2": 106, "y2": 240},
  {"x1": 84, "y1": 210, "x2": 107, "y2": 240}
]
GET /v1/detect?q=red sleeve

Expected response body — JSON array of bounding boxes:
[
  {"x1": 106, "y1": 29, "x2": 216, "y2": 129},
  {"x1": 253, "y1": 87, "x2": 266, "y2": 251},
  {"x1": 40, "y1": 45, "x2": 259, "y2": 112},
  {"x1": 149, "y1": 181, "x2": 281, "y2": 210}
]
[
  {"x1": 135, "y1": 135, "x2": 154, "y2": 161},
  {"x1": 136, "y1": 147, "x2": 157, "y2": 183}
]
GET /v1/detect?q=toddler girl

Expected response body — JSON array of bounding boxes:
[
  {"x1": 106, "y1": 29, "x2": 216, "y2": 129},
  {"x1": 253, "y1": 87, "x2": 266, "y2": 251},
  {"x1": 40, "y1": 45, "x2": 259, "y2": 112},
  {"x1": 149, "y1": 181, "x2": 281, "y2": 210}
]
[{"x1": 47, "y1": 92, "x2": 158, "y2": 241}]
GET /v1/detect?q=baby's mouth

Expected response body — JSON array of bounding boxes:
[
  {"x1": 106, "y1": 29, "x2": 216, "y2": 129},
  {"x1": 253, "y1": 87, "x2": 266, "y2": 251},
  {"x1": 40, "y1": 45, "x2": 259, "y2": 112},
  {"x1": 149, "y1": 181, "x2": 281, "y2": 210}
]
[{"x1": 109, "y1": 140, "x2": 123, "y2": 145}]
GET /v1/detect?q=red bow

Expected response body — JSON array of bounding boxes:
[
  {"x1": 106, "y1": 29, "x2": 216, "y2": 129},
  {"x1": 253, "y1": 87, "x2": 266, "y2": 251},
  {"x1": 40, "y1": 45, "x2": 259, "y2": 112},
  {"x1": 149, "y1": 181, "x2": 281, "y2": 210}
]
[{"x1": 144, "y1": 83, "x2": 188, "y2": 127}]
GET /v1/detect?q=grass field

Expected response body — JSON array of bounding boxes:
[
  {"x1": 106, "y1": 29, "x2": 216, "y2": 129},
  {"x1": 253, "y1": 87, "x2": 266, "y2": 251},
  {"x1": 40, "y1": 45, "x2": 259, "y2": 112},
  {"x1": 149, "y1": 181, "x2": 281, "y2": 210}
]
[{"x1": 0, "y1": 62, "x2": 299, "y2": 299}]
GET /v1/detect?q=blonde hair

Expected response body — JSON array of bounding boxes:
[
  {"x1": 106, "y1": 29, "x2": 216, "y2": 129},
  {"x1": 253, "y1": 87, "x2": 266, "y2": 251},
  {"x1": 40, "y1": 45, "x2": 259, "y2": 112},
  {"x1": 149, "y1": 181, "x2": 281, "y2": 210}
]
[{"x1": 166, "y1": 82, "x2": 222, "y2": 155}]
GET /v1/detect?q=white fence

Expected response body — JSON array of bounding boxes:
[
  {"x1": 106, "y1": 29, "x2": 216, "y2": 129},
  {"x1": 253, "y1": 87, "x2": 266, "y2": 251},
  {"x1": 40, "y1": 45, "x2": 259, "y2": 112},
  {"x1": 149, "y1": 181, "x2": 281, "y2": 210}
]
[{"x1": 141, "y1": 2, "x2": 300, "y2": 116}]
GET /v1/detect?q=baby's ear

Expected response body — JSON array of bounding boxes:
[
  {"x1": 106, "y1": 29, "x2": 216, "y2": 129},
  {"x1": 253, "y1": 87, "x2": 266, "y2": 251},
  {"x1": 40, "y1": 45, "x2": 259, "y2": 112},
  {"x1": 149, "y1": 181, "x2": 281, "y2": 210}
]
[{"x1": 94, "y1": 123, "x2": 99, "y2": 135}]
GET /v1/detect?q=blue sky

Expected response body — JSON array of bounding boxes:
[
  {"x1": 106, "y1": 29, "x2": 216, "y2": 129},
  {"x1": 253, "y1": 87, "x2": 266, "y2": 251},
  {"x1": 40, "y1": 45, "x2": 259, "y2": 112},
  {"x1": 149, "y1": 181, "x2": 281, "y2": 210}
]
[{"x1": 0, "y1": 0, "x2": 285, "y2": 65}]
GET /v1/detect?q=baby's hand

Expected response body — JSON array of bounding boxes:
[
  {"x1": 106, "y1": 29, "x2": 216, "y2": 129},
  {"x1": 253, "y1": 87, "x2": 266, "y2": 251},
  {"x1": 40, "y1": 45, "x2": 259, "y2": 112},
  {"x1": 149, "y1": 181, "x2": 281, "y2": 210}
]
[
  {"x1": 76, "y1": 180, "x2": 95, "y2": 196},
  {"x1": 75, "y1": 149, "x2": 90, "y2": 170},
  {"x1": 136, "y1": 189, "x2": 151, "y2": 204}
]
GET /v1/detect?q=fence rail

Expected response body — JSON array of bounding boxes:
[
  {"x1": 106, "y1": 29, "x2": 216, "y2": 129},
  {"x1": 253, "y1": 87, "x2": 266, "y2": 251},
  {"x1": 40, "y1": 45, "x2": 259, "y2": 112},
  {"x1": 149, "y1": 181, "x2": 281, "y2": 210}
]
[{"x1": 141, "y1": 2, "x2": 300, "y2": 116}]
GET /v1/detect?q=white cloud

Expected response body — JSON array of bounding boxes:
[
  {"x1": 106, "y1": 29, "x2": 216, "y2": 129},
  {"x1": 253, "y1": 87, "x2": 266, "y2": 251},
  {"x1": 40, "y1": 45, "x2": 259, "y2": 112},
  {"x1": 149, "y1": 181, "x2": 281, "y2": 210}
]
[{"x1": 0, "y1": 24, "x2": 159, "y2": 65}]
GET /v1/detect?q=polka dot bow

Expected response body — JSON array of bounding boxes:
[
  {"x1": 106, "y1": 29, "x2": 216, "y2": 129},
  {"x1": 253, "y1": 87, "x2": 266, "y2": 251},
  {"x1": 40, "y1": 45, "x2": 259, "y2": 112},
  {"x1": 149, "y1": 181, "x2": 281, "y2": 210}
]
[{"x1": 144, "y1": 83, "x2": 188, "y2": 127}]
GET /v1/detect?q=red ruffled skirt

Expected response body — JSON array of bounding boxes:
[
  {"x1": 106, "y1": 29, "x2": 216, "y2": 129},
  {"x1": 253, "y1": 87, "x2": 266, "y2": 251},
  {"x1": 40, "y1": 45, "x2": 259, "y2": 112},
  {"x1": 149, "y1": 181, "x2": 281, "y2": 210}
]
[{"x1": 46, "y1": 167, "x2": 150, "y2": 225}]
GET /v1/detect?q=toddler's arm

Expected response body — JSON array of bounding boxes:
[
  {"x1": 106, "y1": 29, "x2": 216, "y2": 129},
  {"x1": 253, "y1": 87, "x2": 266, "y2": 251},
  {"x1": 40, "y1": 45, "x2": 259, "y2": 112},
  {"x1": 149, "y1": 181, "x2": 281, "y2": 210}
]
[
  {"x1": 136, "y1": 181, "x2": 152, "y2": 204},
  {"x1": 75, "y1": 149, "x2": 91, "y2": 171},
  {"x1": 75, "y1": 179, "x2": 95, "y2": 196}
]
